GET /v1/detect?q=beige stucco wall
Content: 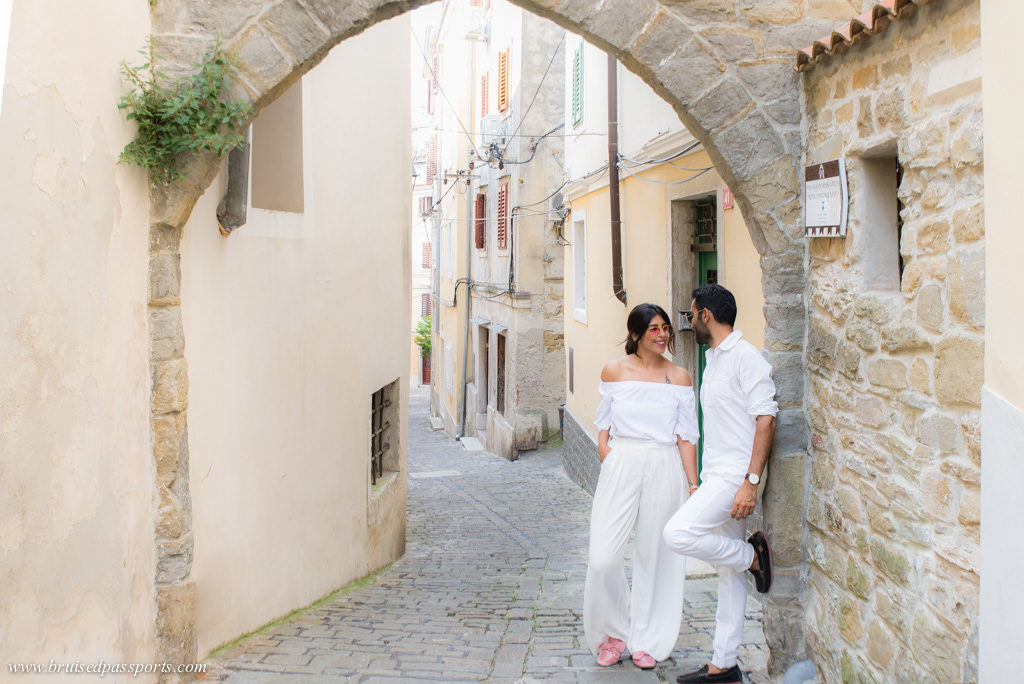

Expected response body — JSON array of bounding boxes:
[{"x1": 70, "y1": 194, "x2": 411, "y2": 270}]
[
  {"x1": 564, "y1": 148, "x2": 765, "y2": 432},
  {"x1": 0, "y1": 0, "x2": 156, "y2": 666},
  {"x1": 179, "y1": 16, "x2": 410, "y2": 655},
  {"x1": 982, "y1": 4, "x2": 1023, "y2": 410},
  {"x1": 980, "y1": 1, "x2": 1024, "y2": 679}
]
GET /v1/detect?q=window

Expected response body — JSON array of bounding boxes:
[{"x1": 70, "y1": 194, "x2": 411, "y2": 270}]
[
  {"x1": 369, "y1": 379, "x2": 399, "y2": 486},
  {"x1": 475, "y1": 192, "x2": 487, "y2": 249},
  {"x1": 481, "y1": 73, "x2": 489, "y2": 116},
  {"x1": 497, "y1": 182, "x2": 508, "y2": 250},
  {"x1": 421, "y1": 242, "x2": 431, "y2": 269},
  {"x1": 572, "y1": 43, "x2": 584, "y2": 128},
  {"x1": 421, "y1": 292, "x2": 431, "y2": 317},
  {"x1": 497, "y1": 48, "x2": 510, "y2": 113},
  {"x1": 251, "y1": 80, "x2": 304, "y2": 212},
  {"x1": 427, "y1": 134, "x2": 437, "y2": 183},
  {"x1": 572, "y1": 213, "x2": 587, "y2": 322},
  {"x1": 496, "y1": 333, "x2": 506, "y2": 415},
  {"x1": 856, "y1": 156, "x2": 903, "y2": 292}
]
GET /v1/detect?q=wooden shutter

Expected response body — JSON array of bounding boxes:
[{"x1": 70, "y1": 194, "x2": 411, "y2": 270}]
[
  {"x1": 475, "y1": 193, "x2": 487, "y2": 249},
  {"x1": 572, "y1": 43, "x2": 584, "y2": 127},
  {"x1": 481, "y1": 73, "x2": 488, "y2": 117},
  {"x1": 497, "y1": 183, "x2": 508, "y2": 249},
  {"x1": 421, "y1": 293, "x2": 431, "y2": 317},
  {"x1": 470, "y1": 0, "x2": 481, "y2": 7},
  {"x1": 497, "y1": 48, "x2": 509, "y2": 113},
  {"x1": 422, "y1": 242, "x2": 431, "y2": 269},
  {"x1": 427, "y1": 135, "x2": 437, "y2": 181}
]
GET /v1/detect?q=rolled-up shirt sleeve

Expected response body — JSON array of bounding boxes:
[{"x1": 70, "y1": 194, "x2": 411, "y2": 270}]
[
  {"x1": 740, "y1": 351, "x2": 779, "y2": 418},
  {"x1": 674, "y1": 386, "x2": 699, "y2": 444},
  {"x1": 594, "y1": 382, "x2": 613, "y2": 432}
]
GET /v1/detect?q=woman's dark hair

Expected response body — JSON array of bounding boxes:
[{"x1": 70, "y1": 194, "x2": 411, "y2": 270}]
[
  {"x1": 692, "y1": 283, "x2": 737, "y2": 327},
  {"x1": 624, "y1": 303, "x2": 676, "y2": 355}
]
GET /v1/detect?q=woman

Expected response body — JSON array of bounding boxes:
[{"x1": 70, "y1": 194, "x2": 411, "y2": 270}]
[{"x1": 583, "y1": 303, "x2": 700, "y2": 670}]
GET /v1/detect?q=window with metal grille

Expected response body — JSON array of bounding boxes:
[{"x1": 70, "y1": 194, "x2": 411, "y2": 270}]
[
  {"x1": 421, "y1": 241, "x2": 431, "y2": 269},
  {"x1": 496, "y1": 333, "x2": 506, "y2": 415},
  {"x1": 421, "y1": 292, "x2": 431, "y2": 317},
  {"x1": 475, "y1": 192, "x2": 487, "y2": 249},
  {"x1": 427, "y1": 135, "x2": 437, "y2": 182},
  {"x1": 694, "y1": 197, "x2": 717, "y2": 251},
  {"x1": 369, "y1": 379, "x2": 399, "y2": 486},
  {"x1": 497, "y1": 48, "x2": 509, "y2": 113},
  {"x1": 572, "y1": 43, "x2": 584, "y2": 128},
  {"x1": 497, "y1": 183, "x2": 508, "y2": 249},
  {"x1": 481, "y1": 73, "x2": 488, "y2": 117}
]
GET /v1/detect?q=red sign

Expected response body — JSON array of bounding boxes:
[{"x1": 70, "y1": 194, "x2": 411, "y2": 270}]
[{"x1": 722, "y1": 186, "x2": 733, "y2": 210}]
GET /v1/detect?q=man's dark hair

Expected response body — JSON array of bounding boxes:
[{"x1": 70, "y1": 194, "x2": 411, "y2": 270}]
[{"x1": 692, "y1": 283, "x2": 737, "y2": 327}]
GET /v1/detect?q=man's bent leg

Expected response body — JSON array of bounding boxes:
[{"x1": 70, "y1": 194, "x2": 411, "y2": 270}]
[{"x1": 662, "y1": 477, "x2": 754, "y2": 572}]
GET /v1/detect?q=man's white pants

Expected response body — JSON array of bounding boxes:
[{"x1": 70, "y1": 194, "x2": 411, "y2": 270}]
[
  {"x1": 662, "y1": 476, "x2": 755, "y2": 669},
  {"x1": 583, "y1": 438, "x2": 686, "y2": 662}
]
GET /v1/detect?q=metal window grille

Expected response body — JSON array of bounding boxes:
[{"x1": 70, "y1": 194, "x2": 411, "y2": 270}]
[
  {"x1": 427, "y1": 135, "x2": 437, "y2": 181},
  {"x1": 694, "y1": 197, "x2": 717, "y2": 251},
  {"x1": 496, "y1": 333, "x2": 506, "y2": 415},
  {"x1": 370, "y1": 386, "x2": 391, "y2": 485},
  {"x1": 475, "y1": 193, "x2": 487, "y2": 249},
  {"x1": 497, "y1": 184, "x2": 508, "y2": 249}
]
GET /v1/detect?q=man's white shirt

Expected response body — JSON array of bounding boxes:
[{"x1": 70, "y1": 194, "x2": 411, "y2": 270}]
[{"x1": 698, "y1": 330, "x2": 779, "y2": 483}]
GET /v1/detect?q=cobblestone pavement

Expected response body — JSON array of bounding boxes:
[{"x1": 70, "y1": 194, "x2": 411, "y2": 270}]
[{"x1": 204, "y1": 386, "x2": 770, "y2": 683}]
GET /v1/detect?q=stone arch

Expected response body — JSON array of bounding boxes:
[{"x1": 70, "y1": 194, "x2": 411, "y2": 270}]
[{"x1": 146, "y1": 0, "x2": 849, "y2": 674}]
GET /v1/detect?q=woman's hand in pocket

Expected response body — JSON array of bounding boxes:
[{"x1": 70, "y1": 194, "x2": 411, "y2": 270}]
[{"x1": 599, "y1": 444, "x2": 612, "y2": 462}]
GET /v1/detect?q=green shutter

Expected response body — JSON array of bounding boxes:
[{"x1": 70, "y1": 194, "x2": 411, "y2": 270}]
[{"x1": 572, "y1": 43, "x2": 584, "y2": 128}]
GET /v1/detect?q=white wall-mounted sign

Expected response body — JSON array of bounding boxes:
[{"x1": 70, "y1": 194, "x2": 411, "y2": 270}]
[{"x1": 804, "y1": 158, "x2": 848, "y2": 237}]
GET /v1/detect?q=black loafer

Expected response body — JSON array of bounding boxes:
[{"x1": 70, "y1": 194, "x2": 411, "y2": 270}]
[
  {"x1": 676, "y1": 664, "x2": 742, "y2": 683},
  {"x1": 748, "y1": 530, "x2": 773, "y2": 594}
]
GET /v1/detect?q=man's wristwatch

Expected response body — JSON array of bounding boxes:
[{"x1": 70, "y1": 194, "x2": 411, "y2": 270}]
[{"x1": 744, "y1": 472, "x2": 760, "y2": 486}]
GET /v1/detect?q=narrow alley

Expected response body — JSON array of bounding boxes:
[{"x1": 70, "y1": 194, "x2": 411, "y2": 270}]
[{"x1": 203, "y1": 387, "x2": 768, "y2": 683}]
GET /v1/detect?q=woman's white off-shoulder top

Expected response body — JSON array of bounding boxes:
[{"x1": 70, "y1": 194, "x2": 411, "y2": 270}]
[{"x1": 594, "y1": 380, "x2": 699, "y2": 445}]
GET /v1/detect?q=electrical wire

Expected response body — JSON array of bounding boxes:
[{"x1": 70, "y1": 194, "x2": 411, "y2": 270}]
[
  {"x1": 494, "y1": 123, "x2": 564, "y2": 165},
  {"x1": 410, "y1": 28, "x2": 483, "y2": 159},
  {"x1": 501, "y1": 40, "x2": 563, "y2": 157},
  {"x1": 412, "y1": 125, "x2": 608, "y2": 138},
  {"x1": 616, "y1": 160, "x2": 714, "y2": 186},
  {"x1": 618, "y1": 140, "x2": 701, "y2": 166}
]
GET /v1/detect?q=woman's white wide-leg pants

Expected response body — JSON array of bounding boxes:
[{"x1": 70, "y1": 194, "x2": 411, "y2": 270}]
[{"x1": 583, "y1": 438, "x2": 687, "y2": 662}]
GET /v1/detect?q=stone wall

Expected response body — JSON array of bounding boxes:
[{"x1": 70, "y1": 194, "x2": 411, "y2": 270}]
[
  {"x1": 561, "y1": 408, "x2": 601, "y2": 496},
  {"x1": 801, "y1": 1, "x2": 982, "y2": 681}
]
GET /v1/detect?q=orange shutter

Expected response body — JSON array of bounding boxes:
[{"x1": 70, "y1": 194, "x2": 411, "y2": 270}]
[
  {"x1": 481, "y1": 73, "x2": 488, "y2": 116},
  {"x1": 475, "y1": 193, "x2": 487, "y2": 249},
  {"x1": 497, "y1": 49, "x2": 509, "y2": 113},
  {"x1": 470, "y1": 0, "x2": 481, "y2": 6},
  {"x1": 497, "y1": 184, "x2": 508, "y2": 249},
  {"x1": 422, "y1": 242, "x2": 431, "y2": 269}
]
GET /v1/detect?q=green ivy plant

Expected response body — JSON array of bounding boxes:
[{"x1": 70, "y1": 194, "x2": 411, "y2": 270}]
[
  {"x1": 118, "y1": 37, "x2": 252, "y2": 183},
  {"x1": 415, "y1": 317, "x2": 432, "y2": 357}
]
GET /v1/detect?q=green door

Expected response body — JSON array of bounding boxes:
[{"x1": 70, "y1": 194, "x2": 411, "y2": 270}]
[{"x1": 693, "y1": 198, "x2": 718, "y2": 479}]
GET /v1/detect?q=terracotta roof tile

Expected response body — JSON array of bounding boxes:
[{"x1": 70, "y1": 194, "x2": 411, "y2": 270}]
[{"x1": 796, "y1": 0, "x2": 935, "y2": 71}]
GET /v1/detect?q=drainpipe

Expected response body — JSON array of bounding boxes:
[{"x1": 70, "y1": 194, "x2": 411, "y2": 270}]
[
  {"x1": 607, "y1": 54, "x2": 626, "y2": 305},
  {"x1": 457, "y1": 37, "x2": 477, "y2": 440}
]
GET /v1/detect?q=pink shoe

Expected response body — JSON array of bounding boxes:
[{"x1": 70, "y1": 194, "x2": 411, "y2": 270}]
[
  {"x1": 596, "y1": 637, "x2": 626, "y2": 666},
  {"x1": 631, "y1": 651, "x2": 656, "y2": 669}
]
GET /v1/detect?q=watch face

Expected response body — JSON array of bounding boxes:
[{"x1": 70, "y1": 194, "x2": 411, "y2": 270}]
[{"x1": 747, "y1": 473, "x2": 760, "y2": 485}]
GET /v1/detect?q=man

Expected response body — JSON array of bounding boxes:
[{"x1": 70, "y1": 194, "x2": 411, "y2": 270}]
[{"x1": 663, "y1": 283, "x2": 777, "y2": 684}]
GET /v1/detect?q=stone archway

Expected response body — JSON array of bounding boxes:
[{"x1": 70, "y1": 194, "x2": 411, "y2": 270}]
[{"x1": 145, "y1": 0, "x2": 844, "y2": 674}]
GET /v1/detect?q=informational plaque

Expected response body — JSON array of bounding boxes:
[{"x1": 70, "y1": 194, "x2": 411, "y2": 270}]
[{"x1": 804, "y1": 159, "x2": 848, "y2": 237}]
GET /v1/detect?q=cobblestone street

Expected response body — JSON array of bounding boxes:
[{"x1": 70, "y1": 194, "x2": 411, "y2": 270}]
[{"x1": 204, "y1": 386, "x2": 769, "y2": 683}]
